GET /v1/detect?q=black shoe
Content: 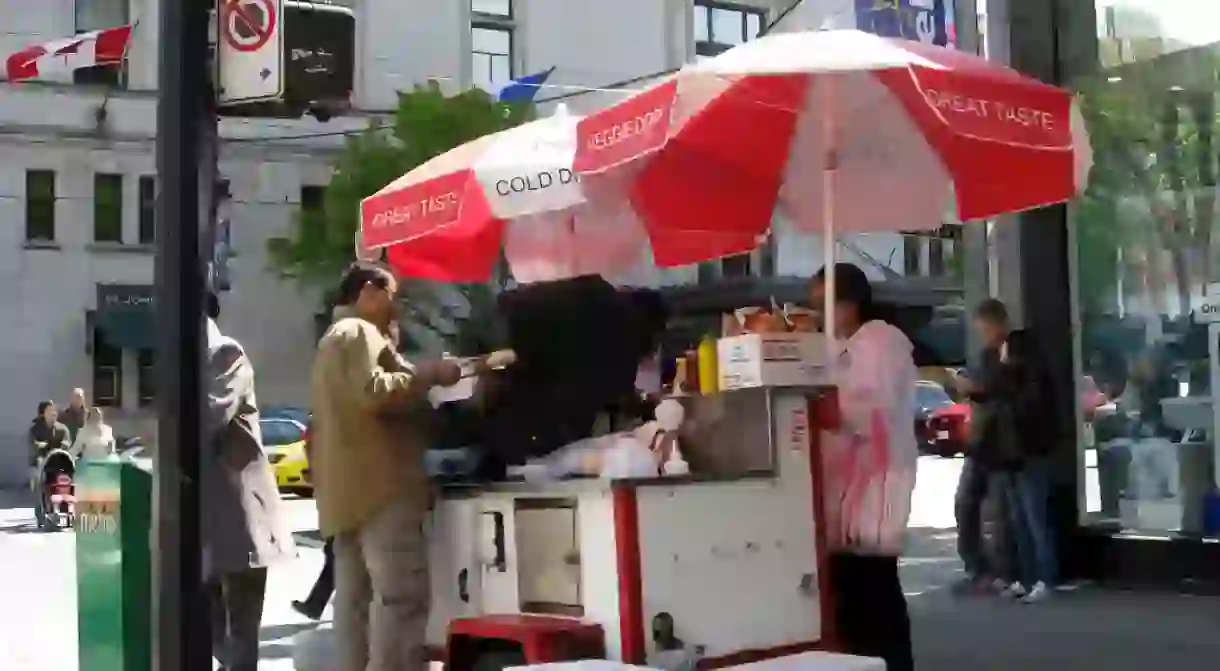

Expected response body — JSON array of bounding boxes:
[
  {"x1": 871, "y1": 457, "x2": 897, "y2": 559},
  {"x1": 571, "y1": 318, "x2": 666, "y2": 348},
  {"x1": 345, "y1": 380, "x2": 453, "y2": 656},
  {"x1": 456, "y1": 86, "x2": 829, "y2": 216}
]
[{"x1": 292, "y1": 599, "x2": 324, "y2": 621}]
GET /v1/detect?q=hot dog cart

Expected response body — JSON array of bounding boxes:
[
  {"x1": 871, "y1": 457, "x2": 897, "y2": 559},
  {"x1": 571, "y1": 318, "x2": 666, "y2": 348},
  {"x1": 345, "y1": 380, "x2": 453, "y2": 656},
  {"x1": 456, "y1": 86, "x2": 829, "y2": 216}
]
[{"x1": 425, "y1": 380, "x2": 849, "y2": 670}]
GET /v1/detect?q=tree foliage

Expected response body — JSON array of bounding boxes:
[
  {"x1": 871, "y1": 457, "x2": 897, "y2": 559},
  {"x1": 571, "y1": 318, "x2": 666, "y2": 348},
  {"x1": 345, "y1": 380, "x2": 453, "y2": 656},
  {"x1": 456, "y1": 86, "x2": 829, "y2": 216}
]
[
  {"x1": 266, "y1": 84, "x2": 534, "y2": 352},
  {"x1": 1073, "y1": 50, "x2": 1220, "y2": 317}
]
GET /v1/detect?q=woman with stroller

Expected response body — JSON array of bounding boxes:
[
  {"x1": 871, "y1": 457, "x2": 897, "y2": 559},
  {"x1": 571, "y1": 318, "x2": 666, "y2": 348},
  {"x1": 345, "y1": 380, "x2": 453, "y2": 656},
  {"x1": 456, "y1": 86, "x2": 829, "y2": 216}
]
[{"x1": 28, "y1": 400, "x2": 71, "y2": 528}]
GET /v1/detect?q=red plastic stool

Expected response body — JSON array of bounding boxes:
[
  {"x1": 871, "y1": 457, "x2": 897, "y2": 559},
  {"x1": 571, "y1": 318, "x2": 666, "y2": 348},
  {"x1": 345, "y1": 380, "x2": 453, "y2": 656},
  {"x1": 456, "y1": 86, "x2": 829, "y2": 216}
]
[{"x1": 446, "y1": 615, "x2": 606, "y2": 671}]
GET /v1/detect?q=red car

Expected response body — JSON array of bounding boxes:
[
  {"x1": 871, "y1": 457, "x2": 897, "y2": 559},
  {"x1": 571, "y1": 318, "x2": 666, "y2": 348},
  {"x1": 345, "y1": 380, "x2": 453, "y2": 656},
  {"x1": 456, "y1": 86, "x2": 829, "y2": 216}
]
[
  {"x1": 926, "y1": 403, "x2": 972, "y2": 456},
  {"x1": 915, "y1": 381, "x2": 969, "y2": 456},
  {"x1": 922, "y1": 375, "x2": 1108, "y2": 457}
]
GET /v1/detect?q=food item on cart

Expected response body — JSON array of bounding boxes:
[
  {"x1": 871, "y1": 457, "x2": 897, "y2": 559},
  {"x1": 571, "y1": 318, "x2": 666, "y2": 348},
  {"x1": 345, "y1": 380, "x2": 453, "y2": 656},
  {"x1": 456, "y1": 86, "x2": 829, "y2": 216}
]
[
  {"x1": 783, "y1": 303, "x2": 817, "y2": 332},
  {"x1": 673, "y1": 356, "x2": 690, "y2": 394},
  {"x1": 734, "y1": 306, "x2": 787, "y2": 333},
  {"x1": 515, "y1": 429, "x2": 660, "y2": 481},
  {"x1": 721, "y1": 312, "x2": 745, "y2": 337}
]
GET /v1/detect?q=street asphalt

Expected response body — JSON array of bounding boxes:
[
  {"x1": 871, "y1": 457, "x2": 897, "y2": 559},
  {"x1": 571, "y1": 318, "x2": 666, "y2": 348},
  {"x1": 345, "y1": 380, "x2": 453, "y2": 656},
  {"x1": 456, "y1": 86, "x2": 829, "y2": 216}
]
[{"x1": 0, "y1": 456, "x2": 1217, "y2": 670}]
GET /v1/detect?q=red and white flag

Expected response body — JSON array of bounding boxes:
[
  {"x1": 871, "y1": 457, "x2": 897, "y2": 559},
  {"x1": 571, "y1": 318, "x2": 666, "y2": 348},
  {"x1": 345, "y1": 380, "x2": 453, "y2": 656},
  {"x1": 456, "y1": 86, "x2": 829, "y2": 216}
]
[{"x1": 4, "y1": 24, "x2": 133, "y2": 83}]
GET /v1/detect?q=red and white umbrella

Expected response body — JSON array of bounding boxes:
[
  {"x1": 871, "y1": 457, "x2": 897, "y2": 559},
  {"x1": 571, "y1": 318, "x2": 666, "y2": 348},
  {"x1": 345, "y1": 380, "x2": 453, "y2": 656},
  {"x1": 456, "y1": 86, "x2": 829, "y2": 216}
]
[
  {"x1": 359, "y1": 106, "x2": 649, "y2": 283},
  {"x1": 4, "y1": 25, "x2": 133, "y2": 83},
  {"x1": 573, "y1": 29, "x2": 1094, "y2": 268}
]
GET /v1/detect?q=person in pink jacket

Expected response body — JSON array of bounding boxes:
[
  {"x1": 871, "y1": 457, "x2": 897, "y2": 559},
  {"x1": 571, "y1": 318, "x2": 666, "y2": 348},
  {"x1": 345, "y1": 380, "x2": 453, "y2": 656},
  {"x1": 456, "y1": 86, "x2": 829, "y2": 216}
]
[{"x1": 811, "y1": 263, "x2": 918, "y2": 671}]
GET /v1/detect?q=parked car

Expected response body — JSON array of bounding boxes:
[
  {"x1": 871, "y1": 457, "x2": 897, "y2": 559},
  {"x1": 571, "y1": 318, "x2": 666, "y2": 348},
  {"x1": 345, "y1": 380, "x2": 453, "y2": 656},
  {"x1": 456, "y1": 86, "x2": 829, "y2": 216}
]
[
  {"x1": 915, "y1": 381, "x2": 959, "y2": 456},
  {"x1": 262, "y1": 405, "x2": 311, "y2": 425},
  {"x1": 262, "y1": 416, "x2": 312, "y2": 497},
  {"x1": 927, "y1": 402, "x2": 972, "y2": 457},
  {"x1": 1081, "y1": 375, "x2": 1110, "y2": 420}
]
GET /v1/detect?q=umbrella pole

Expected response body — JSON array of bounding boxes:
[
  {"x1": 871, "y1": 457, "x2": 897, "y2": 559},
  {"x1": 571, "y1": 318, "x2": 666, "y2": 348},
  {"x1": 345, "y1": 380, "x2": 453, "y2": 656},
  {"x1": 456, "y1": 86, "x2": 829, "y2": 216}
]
[{"x1": 822, "y1": 76, "x2": 838, "y2": 349}]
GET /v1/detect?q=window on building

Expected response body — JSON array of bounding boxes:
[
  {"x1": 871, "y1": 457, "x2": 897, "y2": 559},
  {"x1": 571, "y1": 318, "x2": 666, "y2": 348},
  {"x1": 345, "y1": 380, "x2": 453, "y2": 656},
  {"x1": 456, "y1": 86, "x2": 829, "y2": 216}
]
[
  {"x1": 94, "y1": 173, "x2": 124, "y2": 243},
  {"x1": 25, "y1": 170, "x2": 56, "y2": 243},
  {"x1": 721, "y1": 253, "x2": 753, "y2": 278},
  {"x1": 471, "y1": 0, "x2": 510, "y2": 17},
  {"x1": 902, "y1": 234, "x2": 921, "y2": 275},
  {"x1": 301, "y1": 184, "x2": 326, "y2": 215},
  {"x1": 694, "y1": 1, "x2": 765, "y2": 57},
  {"x1": 138, "y1": 176, "x2": 156, "y2": 244},
  {"x1": 92, "y1": 329, "x2": 122, "y2": 408},
  {"x1": 138, "y1": 349, "x2": 155, "y2": 407},
  {"x1": 471, "y1": 0, "x2": 513, "y2": 92},
  {"x1": 74, "y1": 0, "x2": 130, "y2": 87},
  {"x1": 928, "y1": 237, "x2": 945, "y2": 276},
  {"x1": 758, "y1": 236, "x2": 776, "y2": 277}
]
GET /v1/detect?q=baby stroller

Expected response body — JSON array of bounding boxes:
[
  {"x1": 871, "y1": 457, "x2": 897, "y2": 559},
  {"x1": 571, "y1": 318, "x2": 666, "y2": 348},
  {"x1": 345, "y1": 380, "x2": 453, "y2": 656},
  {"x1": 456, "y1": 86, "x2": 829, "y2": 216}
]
[{"x1": 35, "y1": 448, "x2": 76, "y2": 531}]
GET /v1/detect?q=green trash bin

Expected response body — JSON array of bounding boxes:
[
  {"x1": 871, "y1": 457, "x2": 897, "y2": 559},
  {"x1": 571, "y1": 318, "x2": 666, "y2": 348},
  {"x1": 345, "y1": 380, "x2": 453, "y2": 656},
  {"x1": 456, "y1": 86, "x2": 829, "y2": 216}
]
[{"x1": 77, "y1": 457, "x2": 152, "y2": 671}]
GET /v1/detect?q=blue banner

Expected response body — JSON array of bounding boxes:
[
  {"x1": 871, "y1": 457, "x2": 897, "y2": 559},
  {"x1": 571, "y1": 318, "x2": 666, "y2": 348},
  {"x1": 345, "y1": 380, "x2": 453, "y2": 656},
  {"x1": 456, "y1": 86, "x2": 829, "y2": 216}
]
[{"x1": 854, "y1": 0, "x2": 954, "y2": 47}]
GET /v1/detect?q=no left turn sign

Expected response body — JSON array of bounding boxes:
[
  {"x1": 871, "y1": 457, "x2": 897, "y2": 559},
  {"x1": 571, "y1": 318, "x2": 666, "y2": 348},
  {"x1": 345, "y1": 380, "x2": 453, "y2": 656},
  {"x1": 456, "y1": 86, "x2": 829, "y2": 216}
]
[{"x1": 223, "y1": 0, "x2": 277, "y2": 53}]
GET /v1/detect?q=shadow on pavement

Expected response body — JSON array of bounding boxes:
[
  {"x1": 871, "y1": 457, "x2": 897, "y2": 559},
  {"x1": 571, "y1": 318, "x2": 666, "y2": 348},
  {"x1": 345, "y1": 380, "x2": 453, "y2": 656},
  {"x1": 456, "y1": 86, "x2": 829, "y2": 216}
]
[
  {"x1": 262, "y1": 622, "x2": 326, "y2": 642},
  {"x1": 901, "y1": 524, "x2": 1220, "y2": 669},
  {"x1": 260, "y1": 641, "x2": 298, "y2": 661},
  {"x1": 0, "y1": 488, "x2": 34, "y2": 510},
  {"x1": 0, "y1": 521, "x2": 45, "y2": 535}
]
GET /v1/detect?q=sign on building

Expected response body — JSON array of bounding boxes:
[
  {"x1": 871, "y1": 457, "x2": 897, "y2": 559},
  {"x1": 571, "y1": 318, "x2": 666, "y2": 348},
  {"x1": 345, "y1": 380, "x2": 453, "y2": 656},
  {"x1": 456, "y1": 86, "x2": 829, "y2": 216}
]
[
  {"x1": 854, "y1": 0, "x2": 957, "y2": 48},
  {"x1": 216, "y1": 0, "x2": 285, "y2": 105}
]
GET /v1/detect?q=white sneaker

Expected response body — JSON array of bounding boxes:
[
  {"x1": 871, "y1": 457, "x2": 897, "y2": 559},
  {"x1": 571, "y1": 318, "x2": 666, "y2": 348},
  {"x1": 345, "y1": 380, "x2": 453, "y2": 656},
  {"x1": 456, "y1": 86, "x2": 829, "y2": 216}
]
[
  {"x1": 989, "y1": 578, "x2": 1010, "y2": 593},
  {"x1": 1021, "y1": 581, "x2": 1051, "y2": 604},
  {"x1": 1001, "y1": 581, "x2": 1028, "y2": 598}
]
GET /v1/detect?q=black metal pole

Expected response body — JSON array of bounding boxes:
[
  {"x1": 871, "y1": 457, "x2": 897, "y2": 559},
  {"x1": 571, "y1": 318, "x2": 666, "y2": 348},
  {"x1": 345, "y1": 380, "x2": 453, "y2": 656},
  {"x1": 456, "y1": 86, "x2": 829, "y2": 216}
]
[{"x1": 152, "y1": 0, "x2": 212, "y2": 667}]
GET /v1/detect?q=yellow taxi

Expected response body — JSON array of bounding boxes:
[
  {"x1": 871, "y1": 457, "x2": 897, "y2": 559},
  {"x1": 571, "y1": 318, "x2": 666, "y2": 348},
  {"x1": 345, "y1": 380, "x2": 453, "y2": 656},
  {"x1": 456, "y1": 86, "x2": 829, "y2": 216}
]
[{"x1": 261, "y1": 417, "x2": 312, "y2": 497}]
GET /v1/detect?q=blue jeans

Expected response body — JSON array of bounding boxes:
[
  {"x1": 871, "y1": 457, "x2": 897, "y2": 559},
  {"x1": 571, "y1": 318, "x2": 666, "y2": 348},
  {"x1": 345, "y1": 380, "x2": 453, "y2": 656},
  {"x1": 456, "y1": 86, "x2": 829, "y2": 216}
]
[{"x1": 998, "y1": 458, "x2": 1057, "y2": 586}]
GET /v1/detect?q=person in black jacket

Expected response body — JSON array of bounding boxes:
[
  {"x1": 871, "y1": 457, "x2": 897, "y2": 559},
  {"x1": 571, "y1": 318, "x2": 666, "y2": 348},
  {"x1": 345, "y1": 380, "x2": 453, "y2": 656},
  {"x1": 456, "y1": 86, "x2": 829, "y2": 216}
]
[
  {"x1": 952, "y1": 300, "x2": 1018, "y2": 594},
  {"x1": 985, "y1": 327, "x2": 1060, "y2": 603},
  {"x1": 28, "y1": 400, "x2": 71, "y2": 529}
]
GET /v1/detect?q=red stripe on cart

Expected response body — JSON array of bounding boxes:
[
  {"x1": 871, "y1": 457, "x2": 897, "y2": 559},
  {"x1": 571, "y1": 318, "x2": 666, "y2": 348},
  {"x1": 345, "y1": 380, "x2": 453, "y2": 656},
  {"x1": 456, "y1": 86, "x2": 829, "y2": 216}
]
[{"x1": 611, "y1": 485, "x2": 646, "y2": 664}]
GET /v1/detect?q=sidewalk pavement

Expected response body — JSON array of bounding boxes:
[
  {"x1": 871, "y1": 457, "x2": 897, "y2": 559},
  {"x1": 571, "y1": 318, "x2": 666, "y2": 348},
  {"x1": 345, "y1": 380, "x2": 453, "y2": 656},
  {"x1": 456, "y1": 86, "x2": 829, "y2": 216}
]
[{"x1": 902, "y1": 525, "x2": 1220, "y2": 670}]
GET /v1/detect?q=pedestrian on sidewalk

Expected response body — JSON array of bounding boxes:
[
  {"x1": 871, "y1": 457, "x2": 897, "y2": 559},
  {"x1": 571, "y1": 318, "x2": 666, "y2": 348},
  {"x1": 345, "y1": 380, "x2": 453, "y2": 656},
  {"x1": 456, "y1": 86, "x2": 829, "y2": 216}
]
[
  {"x1": 292, "y1": 538, "x2": 335, "y2": 620},
  {"x1": 204, "y1": 294, "x2": 297, "y2": 671},
  {"x1": 292, "y1": 318, "x2": 409, "y2": 622},
  {"x1": 959, "y1": 299, "x2": 1060, "y2": 603},
  {"x1": 952, "y1": 299, "x2": 1019, "y2": 595},
  {"x1": 990, "y1": 326, "x2": 1061, "y2": 603},
  {"x1": 28, "y1": 400, "x2": 70, "y2": 528},
  {"x1": 310, "y1": 262, "x2": 466, "y2": 671},
  {"x1": 810, "y1": 264, "x2": 918, "y2": 671},
  {"x1": 69, "y1": 407, "x2": 116, "y2": 461},
  {"x1": 293, "y1": 406, "x2": 332, "y2": 621},
  {"x1": 59, "y1": 388, "x2": 88, "y2": 444}
]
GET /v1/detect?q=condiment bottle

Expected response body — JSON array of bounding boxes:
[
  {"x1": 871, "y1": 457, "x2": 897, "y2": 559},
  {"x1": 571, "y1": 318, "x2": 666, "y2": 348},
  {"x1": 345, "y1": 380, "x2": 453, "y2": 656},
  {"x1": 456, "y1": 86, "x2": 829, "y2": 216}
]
[
  {"x1": 683, "y1": 350, "x2": 700, "y2": 393},
  {"x1": 697, "y1": 335, "x2": 718, "y2": 395},
  {"x1": 674, "y1": 357, "x2": 689, "y2": 394}
]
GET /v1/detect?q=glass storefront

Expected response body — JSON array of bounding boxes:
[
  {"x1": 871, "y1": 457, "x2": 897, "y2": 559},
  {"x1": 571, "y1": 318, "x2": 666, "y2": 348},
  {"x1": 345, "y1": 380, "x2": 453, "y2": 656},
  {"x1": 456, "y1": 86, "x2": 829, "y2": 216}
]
[{"x1": 1072, "y1": 1, "x2": 1220, "y2": 537}]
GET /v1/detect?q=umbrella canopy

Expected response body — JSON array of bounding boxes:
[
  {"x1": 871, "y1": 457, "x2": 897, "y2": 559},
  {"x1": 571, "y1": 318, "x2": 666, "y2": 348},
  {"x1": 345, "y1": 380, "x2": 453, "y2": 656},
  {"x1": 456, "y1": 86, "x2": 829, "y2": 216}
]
[
  {"x1": 573, "y1": 29, "x2": 1094, "y2": 267},
  {"x1": 359, "y1": 105, "x2": 648, "y2": 282}
]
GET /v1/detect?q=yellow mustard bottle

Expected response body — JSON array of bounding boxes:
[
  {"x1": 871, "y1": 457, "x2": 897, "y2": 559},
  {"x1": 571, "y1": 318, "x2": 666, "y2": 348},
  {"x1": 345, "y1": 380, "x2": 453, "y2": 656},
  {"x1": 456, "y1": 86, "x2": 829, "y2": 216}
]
[{"x1": 697, "y1": 334, "x2": 719, "y2": 394}]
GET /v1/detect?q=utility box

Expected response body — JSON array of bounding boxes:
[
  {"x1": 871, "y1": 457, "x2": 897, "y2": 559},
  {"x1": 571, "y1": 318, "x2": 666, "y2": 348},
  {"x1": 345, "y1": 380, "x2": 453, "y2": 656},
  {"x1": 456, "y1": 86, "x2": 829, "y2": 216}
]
[{"x1": 77, "y1": 458, "x2": 153, "y2": 671}]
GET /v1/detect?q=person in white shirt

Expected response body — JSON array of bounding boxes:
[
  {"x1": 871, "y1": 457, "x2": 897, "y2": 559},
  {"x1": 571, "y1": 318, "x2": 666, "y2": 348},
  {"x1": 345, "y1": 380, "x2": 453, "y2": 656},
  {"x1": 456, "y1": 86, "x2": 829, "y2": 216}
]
[
  {"x1": 810, "y1": 263, "x2": 917, "y2": 671},
  {"x1": 69, "y1": 407, "x2": 116, "y2": 461}
]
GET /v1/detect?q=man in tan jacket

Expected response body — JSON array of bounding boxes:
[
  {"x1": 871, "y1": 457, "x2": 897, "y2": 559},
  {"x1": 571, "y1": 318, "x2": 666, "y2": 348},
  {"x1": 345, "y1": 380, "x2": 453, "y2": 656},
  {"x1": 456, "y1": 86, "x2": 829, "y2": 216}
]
[{"x1": 310, "y1": 262, "x2": 463, "y2": 671}]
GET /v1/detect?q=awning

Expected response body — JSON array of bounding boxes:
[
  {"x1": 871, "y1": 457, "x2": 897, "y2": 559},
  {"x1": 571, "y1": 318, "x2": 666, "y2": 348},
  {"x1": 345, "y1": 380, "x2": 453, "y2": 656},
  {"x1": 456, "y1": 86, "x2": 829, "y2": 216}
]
[
  {"x1": 89, "y1": 310, "x2": 156, "y2": 350},
  {"x1": 89, "y1": 284, "x2": 156, "y2": 351}
]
